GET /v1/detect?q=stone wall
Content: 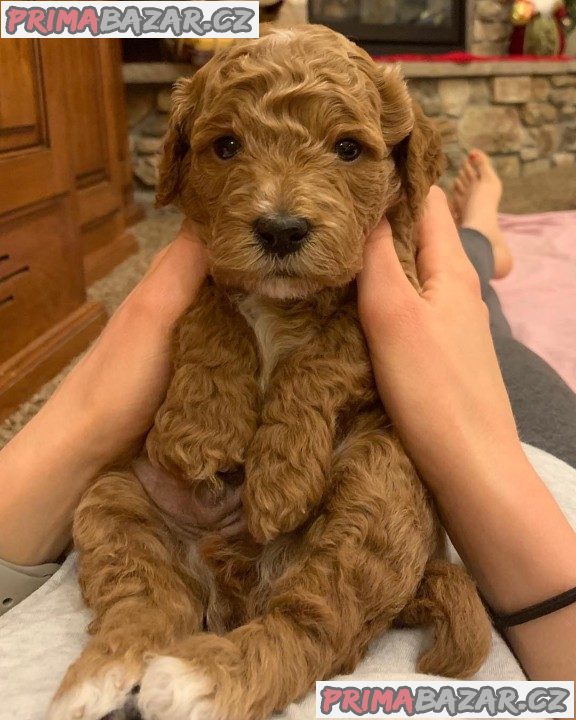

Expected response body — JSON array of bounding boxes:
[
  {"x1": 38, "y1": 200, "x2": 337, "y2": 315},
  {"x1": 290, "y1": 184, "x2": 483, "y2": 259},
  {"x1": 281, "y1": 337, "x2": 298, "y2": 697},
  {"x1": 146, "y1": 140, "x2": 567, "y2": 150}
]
[
  {"x1": 407, "y1": 65, "x2": 576, "y2": 185},
  {"x1": 126, "y1": 85, "x2": 172, "y2": 187},
  {"x1": 126, "y1": 62, "x2": 576, "y2": 191}
]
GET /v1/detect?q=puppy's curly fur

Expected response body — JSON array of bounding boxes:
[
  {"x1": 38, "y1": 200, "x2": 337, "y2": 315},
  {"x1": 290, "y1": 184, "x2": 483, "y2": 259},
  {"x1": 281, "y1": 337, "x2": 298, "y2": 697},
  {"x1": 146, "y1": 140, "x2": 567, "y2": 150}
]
[{"x1": 49, "y1": 25, "x2": 491, "y2": 720}]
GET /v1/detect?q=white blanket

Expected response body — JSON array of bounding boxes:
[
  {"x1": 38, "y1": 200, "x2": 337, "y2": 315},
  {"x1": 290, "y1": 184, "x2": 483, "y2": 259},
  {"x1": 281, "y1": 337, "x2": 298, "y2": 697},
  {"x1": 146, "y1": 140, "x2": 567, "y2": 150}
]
[{"x1": 1, "y1": 444, "x2": 575, "y2": 720}]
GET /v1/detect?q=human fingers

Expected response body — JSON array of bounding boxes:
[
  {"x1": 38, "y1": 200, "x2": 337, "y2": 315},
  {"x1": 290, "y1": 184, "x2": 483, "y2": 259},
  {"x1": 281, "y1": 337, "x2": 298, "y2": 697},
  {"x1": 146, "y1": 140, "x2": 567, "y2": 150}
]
[
  {"x1": 416, "y1": 186, "x2": 477, "y2": 287},
  {"x1": 358, "y1": 218, "x2": 416, "y2": 308},
  {"x1": 130, "y1": 222, "x2": 208, "y2": 321}
]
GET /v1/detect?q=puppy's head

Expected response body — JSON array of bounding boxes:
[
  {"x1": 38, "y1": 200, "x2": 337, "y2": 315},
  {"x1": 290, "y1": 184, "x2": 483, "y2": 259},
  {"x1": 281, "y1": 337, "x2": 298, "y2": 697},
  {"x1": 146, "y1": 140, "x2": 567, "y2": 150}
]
[{"x1": 157, "y1": 25, "x2": 443, "y2": 298}]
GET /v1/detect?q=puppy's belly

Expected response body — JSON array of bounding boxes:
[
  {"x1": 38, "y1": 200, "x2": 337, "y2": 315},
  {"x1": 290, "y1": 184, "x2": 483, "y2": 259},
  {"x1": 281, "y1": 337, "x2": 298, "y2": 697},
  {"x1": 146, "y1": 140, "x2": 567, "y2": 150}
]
[
  {"x1": 133, "y1": 459, "x2": 298, "y2": 629},
  {"x1": 133, "y1": 458, "x2": 245, "y2": 538}
]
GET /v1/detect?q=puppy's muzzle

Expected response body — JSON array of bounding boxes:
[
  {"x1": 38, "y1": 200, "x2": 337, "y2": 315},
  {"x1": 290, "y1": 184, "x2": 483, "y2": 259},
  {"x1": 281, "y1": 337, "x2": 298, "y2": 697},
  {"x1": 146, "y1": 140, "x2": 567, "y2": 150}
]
[{"x1": 253, "y1": 213, "x2": 310, "y2": 258}]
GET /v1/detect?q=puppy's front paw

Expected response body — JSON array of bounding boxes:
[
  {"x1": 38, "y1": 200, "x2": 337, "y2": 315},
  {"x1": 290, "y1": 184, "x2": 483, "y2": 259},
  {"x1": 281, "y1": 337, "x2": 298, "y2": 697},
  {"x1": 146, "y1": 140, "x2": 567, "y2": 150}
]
[
  {"x1": 145, "y1": 426, "x2": 208, "y2": 481},
  {"x1": 47, "y1": 664, "x2": 141, "y2": 720},
  {"x1": 243, "y1": 479, "x2": 311, "y2": 543},
  {"x1": 138, "y1": 657, "x2": 217, "y2": 720}
]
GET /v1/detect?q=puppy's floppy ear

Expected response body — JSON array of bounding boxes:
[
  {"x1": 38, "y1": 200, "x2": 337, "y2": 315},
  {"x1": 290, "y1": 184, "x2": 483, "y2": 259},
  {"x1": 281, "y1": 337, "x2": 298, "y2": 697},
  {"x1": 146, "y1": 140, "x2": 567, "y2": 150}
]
[
  {"x1": 376, "y1": 65, "x2": 445, "y2": 217},
  {"x1": 375, "y1": 64, "x2": 415, "y2": 147},
  {"x1": 393, "y1": 101, "x2": 445, "y2": 217},
  {"x1": 156, "y1": 75, "x2": 203, "y2": 208}
]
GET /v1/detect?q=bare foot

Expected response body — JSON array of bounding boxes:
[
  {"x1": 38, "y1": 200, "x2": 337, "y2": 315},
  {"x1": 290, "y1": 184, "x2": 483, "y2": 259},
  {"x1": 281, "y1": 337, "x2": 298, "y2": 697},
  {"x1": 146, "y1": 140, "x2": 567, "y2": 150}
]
[{"x1": 452, "y1": 150, "x2": 513, "y2": 280}]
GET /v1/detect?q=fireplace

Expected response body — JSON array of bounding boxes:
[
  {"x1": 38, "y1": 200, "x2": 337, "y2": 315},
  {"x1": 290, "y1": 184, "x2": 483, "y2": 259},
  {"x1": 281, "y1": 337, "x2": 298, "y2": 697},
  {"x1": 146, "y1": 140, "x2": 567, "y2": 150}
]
[{"x1": 308, "y1": 0, "x2": 467, "y2": 55}]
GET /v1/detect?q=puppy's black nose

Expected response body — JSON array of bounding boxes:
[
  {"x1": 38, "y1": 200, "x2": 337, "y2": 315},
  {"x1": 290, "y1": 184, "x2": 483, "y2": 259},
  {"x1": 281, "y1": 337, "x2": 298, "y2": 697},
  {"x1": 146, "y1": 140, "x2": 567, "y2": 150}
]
[{"x1": 253, "y1": 214, "x2": 310, "y2": 257}]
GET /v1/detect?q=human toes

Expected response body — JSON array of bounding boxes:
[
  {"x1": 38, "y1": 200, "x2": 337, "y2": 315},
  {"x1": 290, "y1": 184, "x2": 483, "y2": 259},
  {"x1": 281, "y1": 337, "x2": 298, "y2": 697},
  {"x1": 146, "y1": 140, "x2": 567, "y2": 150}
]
[
  {"x1": 455, "y1": 158, "x2": 475, "y2": 192},
  {"x1": 453, "y1": 175, "x2": 467, "y2": 198},
  {"x1": 462, "y1": 156, "x2": 479, "y2": 185},
  {"x1": 469, "y1": 149, "x2": 498, "y2": 182}
]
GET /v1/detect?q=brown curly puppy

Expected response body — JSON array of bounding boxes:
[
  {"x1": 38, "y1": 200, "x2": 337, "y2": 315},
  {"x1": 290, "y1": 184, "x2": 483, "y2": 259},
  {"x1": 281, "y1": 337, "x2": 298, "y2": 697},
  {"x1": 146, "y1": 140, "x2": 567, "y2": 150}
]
[{"x1": 48, "y1": 25, "x2": 491, "y2": 720}]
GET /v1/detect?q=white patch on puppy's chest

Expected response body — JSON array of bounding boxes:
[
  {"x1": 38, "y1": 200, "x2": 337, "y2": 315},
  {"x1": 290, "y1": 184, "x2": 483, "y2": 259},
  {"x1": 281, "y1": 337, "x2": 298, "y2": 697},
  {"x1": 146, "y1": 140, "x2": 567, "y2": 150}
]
[{"x1": 237, "y1": 296, "x2": 305, "y2": 394}]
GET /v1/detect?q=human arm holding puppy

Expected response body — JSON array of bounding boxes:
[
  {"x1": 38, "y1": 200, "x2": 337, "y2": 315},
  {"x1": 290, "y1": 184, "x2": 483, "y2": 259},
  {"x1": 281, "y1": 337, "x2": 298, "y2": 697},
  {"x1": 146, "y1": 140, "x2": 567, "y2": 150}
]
[
  {"x1": 358, "y1": 186, "x2": 576, "y2": 681},
  {"x1": 0, "y1": 222, "x2": 208, "y2": 566}
]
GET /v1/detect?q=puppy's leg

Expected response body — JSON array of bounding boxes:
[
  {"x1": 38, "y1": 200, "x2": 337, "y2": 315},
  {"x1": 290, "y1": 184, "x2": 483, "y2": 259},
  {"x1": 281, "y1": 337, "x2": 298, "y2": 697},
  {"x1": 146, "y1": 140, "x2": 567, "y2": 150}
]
[
  {"x1": 397, "y1": 558, "x2": 492, "y2": 678},
  {"x1": 244, "y1": 313, "x2": 372, "y2": 542},
  {"x1": 147, "y1": 282, "x2": 259, "y2": 483},
  {"x1": 136, "y1": 419, "x2": 435, "y2": 720},
  {"x1": 48, "y1": 471, "x2": 205, "y2": 720},
  {"x1": 243, "y1": 350, "x2": 336, "y2": 542}
]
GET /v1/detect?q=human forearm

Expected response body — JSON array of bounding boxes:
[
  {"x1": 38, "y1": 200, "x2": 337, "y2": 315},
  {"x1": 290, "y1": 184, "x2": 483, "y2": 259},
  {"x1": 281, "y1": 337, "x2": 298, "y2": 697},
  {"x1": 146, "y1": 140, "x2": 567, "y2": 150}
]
[
  {"x1": 382, "y1": 398, "x2": 576, "y2": 682},
  {"x1": 0, "y1": 398, "x2": 105, "y2": 565},
  {"x1": 430, "y1": 442, "x2": 576, "y2": 614},
  {"x1": 430, "y1": 443, "x2": 576, "y2": 681},
  {"x1": 0, "y1": 226, "x2": 208, "y2": 566},
  {"x1": 359, "y1": 188, "x2": 576, "y2": 613},
  {"x1": 358, "y1": 192, "x2": 576, "y2": 680}
]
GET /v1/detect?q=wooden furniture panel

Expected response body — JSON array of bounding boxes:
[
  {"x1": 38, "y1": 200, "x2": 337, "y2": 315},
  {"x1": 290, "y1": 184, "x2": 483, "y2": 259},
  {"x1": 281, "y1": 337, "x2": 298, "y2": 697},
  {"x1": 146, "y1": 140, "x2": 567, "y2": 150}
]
[
  {"x1": 0, "y1": 40, "x2": 45, "y2": 153},
  {"x1": 0, "y1": 42, "x2": 69, "y2": 215},
  {"x1": 66, "y1": 42, "x2": 109, "y2": 186},
  {"x1": 0, "y1": 303, "x2": 105, "y2": 421},
  {"x1": 63, "y1": 40, "x2": 138, "y2": 283},
  {"x1": 0, "y1": 198, "x2": 86, "y2": 364},
  {"x1": 0, "y1": 38, "x2": 138, "y2": 420}
]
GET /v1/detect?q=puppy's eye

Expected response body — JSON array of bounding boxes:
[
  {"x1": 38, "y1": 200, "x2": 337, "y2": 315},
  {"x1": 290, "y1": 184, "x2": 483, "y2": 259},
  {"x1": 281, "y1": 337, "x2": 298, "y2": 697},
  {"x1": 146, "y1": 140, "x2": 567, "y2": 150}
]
[
  {"x1": 213, "y1": 135, "x2": 241, "y2": 160},
  {"x1": 334, "y1": 138, "x2": 362, "y2": 162}
]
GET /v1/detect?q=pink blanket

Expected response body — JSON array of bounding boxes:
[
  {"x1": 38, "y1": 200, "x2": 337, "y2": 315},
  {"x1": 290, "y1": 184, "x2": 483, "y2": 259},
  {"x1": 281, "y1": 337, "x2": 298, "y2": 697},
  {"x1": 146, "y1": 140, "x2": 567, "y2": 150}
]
[{"x1": 494, "y1": 211, "x2": 576, "y2": 392}]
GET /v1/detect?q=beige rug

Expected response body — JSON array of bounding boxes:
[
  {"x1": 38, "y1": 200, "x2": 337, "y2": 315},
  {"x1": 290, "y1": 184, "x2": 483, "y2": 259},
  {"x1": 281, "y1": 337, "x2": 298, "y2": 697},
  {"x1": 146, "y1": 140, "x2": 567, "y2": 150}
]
[{"x1": 0, "y1": 197, "x2": 181, "y2": 449}]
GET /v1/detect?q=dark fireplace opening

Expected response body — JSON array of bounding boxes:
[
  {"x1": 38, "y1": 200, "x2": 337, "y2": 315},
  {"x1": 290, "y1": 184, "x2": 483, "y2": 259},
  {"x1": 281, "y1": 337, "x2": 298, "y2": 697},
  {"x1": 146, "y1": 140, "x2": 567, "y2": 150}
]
[{"x1": 308, "y1": 0, "x2": 467, "y2": 56}]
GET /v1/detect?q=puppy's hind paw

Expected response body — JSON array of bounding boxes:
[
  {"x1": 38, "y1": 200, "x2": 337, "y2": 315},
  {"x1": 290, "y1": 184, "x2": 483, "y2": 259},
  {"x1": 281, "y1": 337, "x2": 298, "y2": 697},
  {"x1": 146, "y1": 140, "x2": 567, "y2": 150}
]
[
  {"x1": 47, "y1": 666, "x2": 140, "y2": 720},
  {"x1": 137, "y1": 656, "x2": 217, "y2": 720}
]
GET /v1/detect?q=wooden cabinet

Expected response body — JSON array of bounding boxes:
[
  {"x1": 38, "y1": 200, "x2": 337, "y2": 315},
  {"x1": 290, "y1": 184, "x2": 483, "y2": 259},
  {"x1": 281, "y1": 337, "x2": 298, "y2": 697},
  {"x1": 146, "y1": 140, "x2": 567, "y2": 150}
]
[{"x1": 0, "y1": 39, "x2": 138, "y2": 420}]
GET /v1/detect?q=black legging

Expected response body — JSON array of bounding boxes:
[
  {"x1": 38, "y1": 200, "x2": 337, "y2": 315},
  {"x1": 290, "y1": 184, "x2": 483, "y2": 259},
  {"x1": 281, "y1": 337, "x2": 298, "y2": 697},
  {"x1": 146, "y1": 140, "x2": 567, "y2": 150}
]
[{"x1": 460, "y1": 227, "x2": 576, "y2": 470}]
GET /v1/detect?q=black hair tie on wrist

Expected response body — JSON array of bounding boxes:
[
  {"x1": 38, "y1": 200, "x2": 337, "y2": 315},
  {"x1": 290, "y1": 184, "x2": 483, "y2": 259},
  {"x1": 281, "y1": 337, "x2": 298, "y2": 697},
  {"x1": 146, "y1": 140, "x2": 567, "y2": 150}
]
[{"x1": 489, "y1": 586, "x2": 576, "y2": 631}]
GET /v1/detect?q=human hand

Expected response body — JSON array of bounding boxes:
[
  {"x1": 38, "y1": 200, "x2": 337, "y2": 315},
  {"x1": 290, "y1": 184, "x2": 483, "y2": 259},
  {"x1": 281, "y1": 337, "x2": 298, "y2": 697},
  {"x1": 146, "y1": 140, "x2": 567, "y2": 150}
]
[
  {"x1": 358, "y1": 190, "x2": 576, "y2": 680},
  {"x1": 357, "y1": 187, "x2": 522, "y2": 491},
  {"x1": 56, "y1": 219, "x2": 208, "y2": 465}
]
